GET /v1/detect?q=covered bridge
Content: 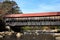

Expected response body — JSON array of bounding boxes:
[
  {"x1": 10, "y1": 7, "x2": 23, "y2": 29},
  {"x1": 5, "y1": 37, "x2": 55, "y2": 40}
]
[{"x1": 3, "y1": 12, "x2": 60, "y2": 32}]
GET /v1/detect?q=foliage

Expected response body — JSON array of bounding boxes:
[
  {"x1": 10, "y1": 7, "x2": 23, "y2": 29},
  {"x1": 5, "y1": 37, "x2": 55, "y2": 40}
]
[
  {"x1": 21, "y1": 26, "x2": 41, "y2": 30},
  {"x1": 0, "y1": 0, "x2": 22, "y2": 19},
  {"x1": 21, "y1": 26, "x2": 31, "y2": 30},
  {"x1": 0, "y1": 0, "x2": 22, "y2": 16}
]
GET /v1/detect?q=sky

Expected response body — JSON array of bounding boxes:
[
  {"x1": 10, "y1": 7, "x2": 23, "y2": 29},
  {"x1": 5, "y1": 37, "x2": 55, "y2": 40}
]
[{"x1": 1, "y1": 0, "x2": 60, "y2": 13}]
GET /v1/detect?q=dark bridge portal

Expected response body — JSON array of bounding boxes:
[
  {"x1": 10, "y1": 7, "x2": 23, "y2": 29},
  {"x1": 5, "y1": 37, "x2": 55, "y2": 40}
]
[{"x1": 0, "y1": 20, "x2": 8, "y2": 31}]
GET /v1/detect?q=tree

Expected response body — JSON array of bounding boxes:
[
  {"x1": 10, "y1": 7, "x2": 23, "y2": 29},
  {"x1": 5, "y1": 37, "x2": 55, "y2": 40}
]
[
  {"x1": 0, "y1": 0, "x2": 23, "y2": 31},
  {"x1": 0, "y1": 0, "x2": 22, "y2": 17},
  {"x1": 2, "y1": 0, "x2": 22, "y2": 14},
  {"x1": 0, "y1": 0, "x2": 23, "y2": 19},
  {"x1": 0, "y1": 0, "x2": 23, "y2": 21}
]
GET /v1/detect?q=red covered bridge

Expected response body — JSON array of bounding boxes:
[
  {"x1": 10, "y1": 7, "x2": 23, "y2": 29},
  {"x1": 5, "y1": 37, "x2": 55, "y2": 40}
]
[{"x1": 3, "y1": 12, "x2": 60, "y2": 32}]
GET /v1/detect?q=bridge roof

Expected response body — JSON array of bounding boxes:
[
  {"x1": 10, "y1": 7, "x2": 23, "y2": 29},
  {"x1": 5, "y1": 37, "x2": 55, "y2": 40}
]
[{"x1": 5, "y1": 12, "x2": 60, "y2": 18}]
